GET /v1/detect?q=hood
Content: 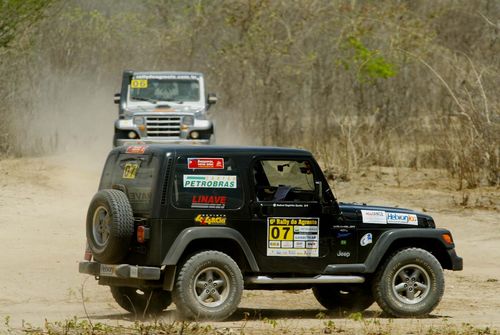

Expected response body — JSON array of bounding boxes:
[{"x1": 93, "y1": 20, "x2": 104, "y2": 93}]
[{"x1": 339, "y1": 202, "x2": 435, "y2": 228}]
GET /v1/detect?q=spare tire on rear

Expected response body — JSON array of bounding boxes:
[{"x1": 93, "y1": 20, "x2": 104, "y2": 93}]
[{"x1": 86, "y1": 189, "x2": 134, "y2": 264}]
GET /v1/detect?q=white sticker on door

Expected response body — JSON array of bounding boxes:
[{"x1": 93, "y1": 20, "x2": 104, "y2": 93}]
[{"x1": 267, "y1": 217, "x2": 319, "y2": 257}]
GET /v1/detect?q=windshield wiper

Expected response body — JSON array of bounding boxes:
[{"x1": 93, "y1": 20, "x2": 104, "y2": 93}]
[{"x1": 131, "y1": 96, "x2": 157, "y2": 104}]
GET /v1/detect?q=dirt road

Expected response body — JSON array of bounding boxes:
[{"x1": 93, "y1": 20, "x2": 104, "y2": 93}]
[{"x1": 0, "y1": 153, "x2": 498, "y2": 334}]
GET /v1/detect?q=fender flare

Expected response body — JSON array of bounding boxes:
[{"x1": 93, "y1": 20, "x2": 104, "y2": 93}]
[
  {"x1": 161, "y1": 227, "x2": 260, "y2": 272},
  {"x1": 325, "y1": 228, "x2": 454, "y2": 274}
]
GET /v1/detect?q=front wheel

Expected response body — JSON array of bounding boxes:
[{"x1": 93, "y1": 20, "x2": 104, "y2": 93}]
[
  {"x1": 110, "y1": 286, "x2": 172, "y2": 316},
  {"x1": 373, "y1": 248, "x2": 445, "y2": 317},
  {"x1": 172, "y1": 251, "x2": 243, "y2": 321}
]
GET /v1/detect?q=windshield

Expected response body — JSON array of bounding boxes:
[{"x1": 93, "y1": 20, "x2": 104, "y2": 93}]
[{"x1": 129, "y1": 78, "x2": 200, "y2": 103}]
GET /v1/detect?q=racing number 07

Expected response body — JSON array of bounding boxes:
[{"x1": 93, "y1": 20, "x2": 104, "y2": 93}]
[{"x1": 270, "y1": 226, "x2": 291, "y2": 240}]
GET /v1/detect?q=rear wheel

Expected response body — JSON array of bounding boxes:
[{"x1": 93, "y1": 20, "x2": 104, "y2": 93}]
[
  {"x1": 313, "y1": 283, "x2": 374, "y2": 313},
  {"x1": 373, "y1": 248, "x2": 444, "y2": 317},
  {"x1": 172, "y1": 251, "x2": 243, "y2": 321},
  {"x1": 110, "y1": 286, "x2": 172, "y2": 315}
]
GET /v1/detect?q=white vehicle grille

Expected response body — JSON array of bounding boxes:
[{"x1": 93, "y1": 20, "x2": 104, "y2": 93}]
[{"x1": 145, "y1": 116, "x2": 181, "y2": 137}]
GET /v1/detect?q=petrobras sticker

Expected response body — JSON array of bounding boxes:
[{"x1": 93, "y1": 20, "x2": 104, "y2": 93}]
[
  {"x1": 183, "y1": 175, "x2": 237, "y2": 188},
  {"x1": 360, "y1": 233, "x2": 373, "y2": 246},
  {"x1": 188, "y1": 158, "x2": 224, "y2": 170},
  {"x1": 361, "y1": 210, "x2": 387, "y2": 224},
  {"x1": 386, "y1": 212, "x2": 418, "y2": 225}
]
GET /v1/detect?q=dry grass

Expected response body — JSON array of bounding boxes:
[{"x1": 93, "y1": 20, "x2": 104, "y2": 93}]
[{"x1": 3, "y1": 315, "x2": 498, "y2": 335}]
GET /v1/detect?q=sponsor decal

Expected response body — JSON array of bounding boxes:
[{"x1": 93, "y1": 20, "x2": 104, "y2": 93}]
[
  {"x1": 154, "y1": 106, "x2": 174, "y2": 113},
  {"x1": 360, "y1": 233, "x2": 373, "y2": 246},
  {"x1": 129, "y1": 191, "x2": 151, "y2": 202},
  {"x1": 183, "y1": 175, "x2": 237, "y2": 188},
  {"x1": 337, "y1": 250, "x2": 351, "y2": 258},
  {"x1": 272, "y1": 203, "x2": 309, "y2": 208},
  {"x1": 340, "y1": 240, "x2": 347, "y2": 246},
  {"x1": 188, "y1": 158, "x2": 224, "y2": 170},
  {"x1": 130, "y1": 79, "x2": 148, "y2": 88},
  {"x1": 361, "y1": 210, "x2": 387, "y2": 224},
  {"x1": 386, "y1": 212, "x2": 418, "y2": 225},
  {"x1": 267, "y1": 217, "x2": 320, "y2": 257},
  {"x1": 122, "y1": 163, "x2": 139, "y2": 179},
  {"x1": 191, "y1": 195, "x2": 227, "y2": 209},
  {"x1": 134, "y1": 74, "x2": 199, "y2": 80},
  {"x1": 333, "y1": 225, "x2": 355, "y2": 229},
  {"x1": 336, "y1": 231, "x2": 352, "y2": 239},
  {"x1": 126, "y1": 145, "x2": 147, "y2": 154},
  {"x1": 194, "y1": 214, "x2": 227, "y2": 225}
]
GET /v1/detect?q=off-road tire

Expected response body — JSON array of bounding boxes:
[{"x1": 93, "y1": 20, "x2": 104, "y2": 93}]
[
  {"x1": 86, "y1": 189, "x2": 134, "y2": 263},
  {"x1": 172, "y1": 251, "x2": 243, "y2": 321},
  {"x1": 373, "y1": 248, "x2": 444, "y2": 317},
  {"x1": 312, "y1": 283, "x2": 374, "y2": 313},
  {"x1": 110, "y1": 286, "x2": 172, "y2": 316}
]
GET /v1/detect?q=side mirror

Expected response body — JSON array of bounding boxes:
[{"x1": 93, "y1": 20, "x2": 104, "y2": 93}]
[
  {"x1": 207, "y1": 93, "x2": 217, "y2": 105},
  {"x1": 113, "y1": 93, "x2": 121, "y2": 104}
]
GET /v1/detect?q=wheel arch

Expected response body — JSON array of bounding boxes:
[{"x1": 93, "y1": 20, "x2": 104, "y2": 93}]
[
  {"x1": 161, "y1": 227, "x2": 259, "y2": 273},
  {"x1": 365, "y1": 229, "x2": 455, "y2": 273},
  {"x1": 376, "y1": 238, "x2": 452, "y2": 270}
]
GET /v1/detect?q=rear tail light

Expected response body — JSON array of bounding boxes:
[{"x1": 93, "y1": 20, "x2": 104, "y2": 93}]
[
  {"x1": 84, "y1": 243, "x2": 92, "y2": 261},
  {"x1": 137, "y1": 226, "x2": 150, "y2": 243}
]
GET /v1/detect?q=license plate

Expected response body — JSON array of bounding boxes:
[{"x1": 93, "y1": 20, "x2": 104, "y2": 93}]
[{"x1": 100, "y1": 264, "x2": 116, "y2": 276}]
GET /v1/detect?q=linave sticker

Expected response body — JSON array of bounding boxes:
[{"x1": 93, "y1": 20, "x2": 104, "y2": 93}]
[
  {"x1": 360, "y1": 233, "x2": 373, "y2": 246},
  {"x1": 188, "y1": 158, "x2": 224, "y2": 170},
  {"x1": 361, "y1": 210, "x2": 387, "y2": 224},
  {"x1": 191, "y1": 195, "x2": 227, "y2": 209},
  {"x1": 183, "y1": 175, "x2": 237, "y2": 188}
]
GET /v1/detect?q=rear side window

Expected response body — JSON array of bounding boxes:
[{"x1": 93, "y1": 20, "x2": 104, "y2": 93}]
[
  {"x1": 172, "y1": 157, "x2": 243, "y2": 210},
  {"x1": 110, "y1": 154, "x2": 158, "y2": 213}
]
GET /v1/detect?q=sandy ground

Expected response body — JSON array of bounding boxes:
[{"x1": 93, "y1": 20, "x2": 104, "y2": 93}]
[{"x1": 0, "y1": 153, "x2": 499, "y2": 333}]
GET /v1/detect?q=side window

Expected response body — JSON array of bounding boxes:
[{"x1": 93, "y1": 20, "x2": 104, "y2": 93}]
[
  {"x1": 173, "y1": 157, "x2": 243, "y2": 210},
  {"x1": 253, "y1": 160, "x2": 315, "y2": 202}
]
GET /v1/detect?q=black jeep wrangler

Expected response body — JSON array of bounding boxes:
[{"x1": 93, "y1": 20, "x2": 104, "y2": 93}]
[{"x1": 79, "y1": 145, "x2": 462, "y2": 320}]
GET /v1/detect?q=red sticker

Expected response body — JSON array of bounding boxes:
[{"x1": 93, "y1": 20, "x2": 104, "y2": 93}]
[
  {"x1": 188, "y1": 158, "x2": 224, "y2": 169},
  {"x1": 126, "y1": 145, "x2": 147, "y2": 154},
  {"x1": 191, "y1": 195, "x2": 227, "y2": 209}
]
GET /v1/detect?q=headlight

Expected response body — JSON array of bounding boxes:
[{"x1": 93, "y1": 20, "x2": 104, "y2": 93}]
[
  {"x1": 182, "y1": 116, "x2": 194, "y2": 126},
  {"x1": 133, "y1": 116, "x2": 145, "y2": 125}
]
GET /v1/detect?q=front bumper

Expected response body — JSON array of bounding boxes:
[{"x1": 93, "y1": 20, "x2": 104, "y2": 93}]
[
  {"x1": 448, "y1": 248, "x2": 463, "y2": 271},
  {"x1": 115, "y1": 138, "x2": 210, "y2": 146},
  {"x1": 79, "y1": 261, "x2": 161, "y2": 280}
]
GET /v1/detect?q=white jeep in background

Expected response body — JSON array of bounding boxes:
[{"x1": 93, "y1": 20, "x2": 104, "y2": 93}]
[{"x1": 113, "y1": 71, "x2": 217, "y2": 146}]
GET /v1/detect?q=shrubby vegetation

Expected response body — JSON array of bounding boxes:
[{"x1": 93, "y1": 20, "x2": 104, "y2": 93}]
[{"x1": 0, "y1": 0, "x2": 498, "y2": 189}]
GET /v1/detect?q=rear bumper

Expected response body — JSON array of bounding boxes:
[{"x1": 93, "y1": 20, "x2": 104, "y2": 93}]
[
  {"x1": 78, "y1": 261, "x2": 161, "y2": 280},
  {"x1": 448, "y1": 248, "x2": 463, "y2": 271}
]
